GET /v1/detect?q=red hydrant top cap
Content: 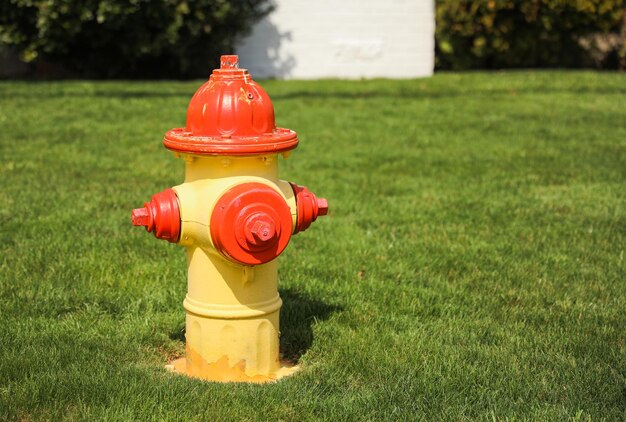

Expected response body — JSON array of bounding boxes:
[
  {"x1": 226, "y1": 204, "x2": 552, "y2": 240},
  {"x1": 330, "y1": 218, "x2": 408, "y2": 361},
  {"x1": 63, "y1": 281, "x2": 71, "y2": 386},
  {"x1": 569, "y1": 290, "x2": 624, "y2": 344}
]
[{"x1": 163, "y1": 55, "x2": 298, "y2": 156}]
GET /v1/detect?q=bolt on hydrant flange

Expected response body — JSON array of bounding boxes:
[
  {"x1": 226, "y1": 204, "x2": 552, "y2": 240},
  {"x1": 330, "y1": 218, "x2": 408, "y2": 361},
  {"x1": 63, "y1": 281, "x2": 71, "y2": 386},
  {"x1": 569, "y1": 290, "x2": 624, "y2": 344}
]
[{"x1": 131, "y1": 55, "x2": 328, "y2": 383}]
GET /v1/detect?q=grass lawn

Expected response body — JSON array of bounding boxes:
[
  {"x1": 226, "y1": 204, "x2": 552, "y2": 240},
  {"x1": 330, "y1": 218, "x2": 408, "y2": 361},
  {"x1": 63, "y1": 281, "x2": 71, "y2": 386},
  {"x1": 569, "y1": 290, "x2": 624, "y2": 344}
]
[{"x1": 0, "y1": 71, "x2": 624, "y2": 420}]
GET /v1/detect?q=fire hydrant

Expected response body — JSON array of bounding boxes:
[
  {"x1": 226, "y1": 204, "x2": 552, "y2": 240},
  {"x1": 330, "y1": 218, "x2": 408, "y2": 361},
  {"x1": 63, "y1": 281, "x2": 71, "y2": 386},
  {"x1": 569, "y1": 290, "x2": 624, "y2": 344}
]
[{"x1": 130, "y1": 55, "x2": 327, "y2": 383}]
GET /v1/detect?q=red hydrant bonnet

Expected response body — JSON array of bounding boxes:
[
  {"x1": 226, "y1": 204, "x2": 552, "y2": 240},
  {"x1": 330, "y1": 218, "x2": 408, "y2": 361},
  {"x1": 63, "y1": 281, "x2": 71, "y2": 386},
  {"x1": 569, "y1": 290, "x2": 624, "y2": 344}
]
[{"x1": 164, "y1": 55, "x2": 298, "y2": 156}]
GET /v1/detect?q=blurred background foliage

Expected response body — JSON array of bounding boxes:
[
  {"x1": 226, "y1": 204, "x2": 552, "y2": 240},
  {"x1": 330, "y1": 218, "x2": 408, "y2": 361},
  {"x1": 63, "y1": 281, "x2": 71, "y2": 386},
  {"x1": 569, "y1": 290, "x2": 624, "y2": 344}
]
[
  {"x1": 0, "y1": 0, "x2": 625, "y2": 78},
  {"x1": 436, "y1": 0, "x2": 626, "y2": 70},
  {"x1": 0, "y1": 0, "x2": 272, "y2": 78}
]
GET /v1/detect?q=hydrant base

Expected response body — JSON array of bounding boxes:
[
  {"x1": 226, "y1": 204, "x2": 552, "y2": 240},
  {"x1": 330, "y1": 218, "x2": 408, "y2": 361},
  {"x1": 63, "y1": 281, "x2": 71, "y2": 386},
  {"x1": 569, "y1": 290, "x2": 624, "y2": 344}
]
[{"x1": 166, "y1": 348, "x2": 299, "y2": 384}]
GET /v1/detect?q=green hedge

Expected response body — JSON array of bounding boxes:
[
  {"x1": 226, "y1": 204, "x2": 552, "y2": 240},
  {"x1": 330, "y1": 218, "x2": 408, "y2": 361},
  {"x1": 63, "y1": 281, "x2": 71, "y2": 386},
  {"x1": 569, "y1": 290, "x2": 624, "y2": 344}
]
[
  {"x1": 0, "y1": 0, "x2": 271, "y2": 78},
  {"x1": 436, "y1": 0, "x2": 626, "y2": 70},
  {"x1": 3, "y1": 1, "x2": 625, "y2": 77}
]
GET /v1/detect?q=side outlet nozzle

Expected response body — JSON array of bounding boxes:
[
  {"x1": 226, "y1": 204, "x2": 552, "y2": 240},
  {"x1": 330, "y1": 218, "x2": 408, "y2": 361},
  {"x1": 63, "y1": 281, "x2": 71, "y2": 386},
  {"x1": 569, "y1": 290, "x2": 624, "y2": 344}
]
[{"x1": 131, "y1": 188, "x2": 181, "y2": 243}]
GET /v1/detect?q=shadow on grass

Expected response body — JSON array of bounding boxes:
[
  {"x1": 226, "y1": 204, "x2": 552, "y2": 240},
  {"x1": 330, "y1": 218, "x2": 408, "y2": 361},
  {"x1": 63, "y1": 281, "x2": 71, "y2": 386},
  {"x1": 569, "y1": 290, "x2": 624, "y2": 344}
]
[
  {"x1": 279, "y1": 288, "x2": 341, "y2": 363},
  {"x1": 168, "y1": 288, "x2": 341, "y2": 364}
]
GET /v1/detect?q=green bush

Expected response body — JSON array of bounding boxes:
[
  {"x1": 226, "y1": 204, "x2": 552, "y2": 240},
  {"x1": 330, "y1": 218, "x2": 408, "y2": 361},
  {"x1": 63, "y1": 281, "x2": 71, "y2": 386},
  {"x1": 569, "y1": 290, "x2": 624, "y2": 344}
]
[
  {"x1": 0, "y1": 0, "x2": 271, "y2": 78},
  {"x1": 436, "y1": 0, "x2": 626, "y2": 70}
]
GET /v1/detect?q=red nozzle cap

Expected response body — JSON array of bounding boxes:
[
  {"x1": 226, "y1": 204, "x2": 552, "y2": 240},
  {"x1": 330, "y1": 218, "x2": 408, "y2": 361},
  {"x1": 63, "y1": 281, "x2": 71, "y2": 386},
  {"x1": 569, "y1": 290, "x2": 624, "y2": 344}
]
[
  {"x1": 131, "y1": 188, "x2": 181, "y2": 243},
  {"x1": 290, "y1": 183, "x2": 329, "y2": 233},
  {"x1": 211, "y1": 183, "x2": 292, "y2": 265}
]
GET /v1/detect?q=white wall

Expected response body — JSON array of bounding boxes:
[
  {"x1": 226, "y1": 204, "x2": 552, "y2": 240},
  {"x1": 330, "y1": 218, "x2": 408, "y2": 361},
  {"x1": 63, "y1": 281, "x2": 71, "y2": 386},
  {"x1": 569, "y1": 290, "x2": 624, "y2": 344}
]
[{"x1": 236, "y1": 0, "x2": 435, "y2": 79}]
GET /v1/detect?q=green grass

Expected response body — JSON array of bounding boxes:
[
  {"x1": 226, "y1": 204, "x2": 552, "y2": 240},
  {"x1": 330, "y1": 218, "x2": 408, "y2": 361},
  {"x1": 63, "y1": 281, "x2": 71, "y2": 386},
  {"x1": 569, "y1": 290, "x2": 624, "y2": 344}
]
[{"x1": 0, "y1": 71, "x2": 624, "y2": 420}]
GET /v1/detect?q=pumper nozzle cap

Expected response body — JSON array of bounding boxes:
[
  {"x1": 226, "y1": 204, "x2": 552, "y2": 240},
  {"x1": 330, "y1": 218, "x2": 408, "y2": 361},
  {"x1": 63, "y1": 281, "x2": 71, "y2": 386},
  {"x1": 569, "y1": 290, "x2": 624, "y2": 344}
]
[{"x1": 211, "y1": 183, "x2": 293, "y2": 265}]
